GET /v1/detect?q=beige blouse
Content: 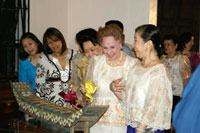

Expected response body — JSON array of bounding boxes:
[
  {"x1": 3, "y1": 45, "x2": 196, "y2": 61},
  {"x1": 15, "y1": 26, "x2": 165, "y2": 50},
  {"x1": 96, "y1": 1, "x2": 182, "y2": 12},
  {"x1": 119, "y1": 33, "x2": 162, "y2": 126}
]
[
  {"x1": 85, "y1": 53, "x2": 138, "y2": 127},
  {"x1": 124, "y1": 63, "x2": 172, "y2": 130},
  {"x1": 161, "y1": 54, "x2": 191, "y2": 97}
]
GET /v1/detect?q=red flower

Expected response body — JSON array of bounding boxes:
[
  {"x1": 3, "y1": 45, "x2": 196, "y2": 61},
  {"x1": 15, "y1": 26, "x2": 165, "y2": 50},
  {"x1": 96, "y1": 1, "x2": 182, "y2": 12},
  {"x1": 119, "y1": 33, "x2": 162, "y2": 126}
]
[{"x1": 64, "y1": 91, "x2": 78, "y2": 105}]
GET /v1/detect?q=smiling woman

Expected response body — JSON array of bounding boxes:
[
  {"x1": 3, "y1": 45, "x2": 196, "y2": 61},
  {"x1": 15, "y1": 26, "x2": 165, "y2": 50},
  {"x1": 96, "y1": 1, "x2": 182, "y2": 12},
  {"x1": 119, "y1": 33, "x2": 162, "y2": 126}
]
[
  {"x1": 82, "y1": 25, "x2": 138, "y2": 133},
  {"x1": 18, "y1": 32, "x2": 44, "y2": 93},
  {"x1": 35, "y1": 27, "x2": 74, "y2": 107},
  {"x1": 118, "y1": 24, "x2": 173, "y2": 133}
]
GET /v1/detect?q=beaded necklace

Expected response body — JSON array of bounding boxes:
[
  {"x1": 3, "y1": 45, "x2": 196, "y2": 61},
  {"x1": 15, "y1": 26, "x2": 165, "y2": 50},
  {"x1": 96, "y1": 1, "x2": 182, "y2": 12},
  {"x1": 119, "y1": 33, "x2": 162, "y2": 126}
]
[{"x1": 106, "y1": 51, "x2": 123, "y2": 67}]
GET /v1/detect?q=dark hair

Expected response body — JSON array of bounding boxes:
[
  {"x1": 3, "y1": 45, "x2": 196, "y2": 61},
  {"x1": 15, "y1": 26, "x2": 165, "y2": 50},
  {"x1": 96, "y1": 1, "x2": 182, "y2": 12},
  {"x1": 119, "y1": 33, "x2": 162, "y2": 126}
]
[
  {"x1": 135, "y1": 24, "x2": 163, "y2": 57},
  {"x1": 105, "y1": 20, "x2": 124, "y2": 32},
  {"x1": 97, "y1": 24, "x2": 124, "y2": 45},
  {"x1": 19, "y1": 32, "x2": 43, "y2": 60},
  {"x1": 43, "y1": 27, "x2": 67, "y2": 55},
  {"x1": 177, "y1": 32, "x2": 194, "y2": 51},
  {"x1": 163, "y1": 34, "x2": 178, "y2": 45},
  {"x1": 76, "y1": 28, "x2": 98, "y2": 52}
]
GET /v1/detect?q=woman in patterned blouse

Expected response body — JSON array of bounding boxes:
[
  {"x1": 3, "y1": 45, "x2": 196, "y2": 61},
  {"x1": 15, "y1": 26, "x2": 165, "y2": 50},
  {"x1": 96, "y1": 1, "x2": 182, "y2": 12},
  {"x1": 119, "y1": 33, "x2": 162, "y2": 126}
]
[
  {"x1": 160, "y1": 34, "x2": 191, "y2": 112},
  {"x1": 35, "y1": 27, "x2": 74, "y2": 107},
  {"x1": 111, "y1": 24, "x2": 173, "y2": 133}
]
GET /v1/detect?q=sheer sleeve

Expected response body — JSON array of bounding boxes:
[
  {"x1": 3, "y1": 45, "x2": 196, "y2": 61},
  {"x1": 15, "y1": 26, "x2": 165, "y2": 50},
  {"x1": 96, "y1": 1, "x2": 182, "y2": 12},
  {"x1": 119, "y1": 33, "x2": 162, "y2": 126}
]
[
  {"x1": 141, "y1": 72, "x2": 172, "y2": 129},
  {"x1": 71, "y1": 53, "x2": 83, "y2": 85},
  {"x1": 35, "y1": 56, "x2": 47, "y2": 98},
  {"x1": 179, "y1": 55, "x2": 191, "y2": 86},
  {"x1": 85, "y1": 56, "x2": 97, "y2": 83}
]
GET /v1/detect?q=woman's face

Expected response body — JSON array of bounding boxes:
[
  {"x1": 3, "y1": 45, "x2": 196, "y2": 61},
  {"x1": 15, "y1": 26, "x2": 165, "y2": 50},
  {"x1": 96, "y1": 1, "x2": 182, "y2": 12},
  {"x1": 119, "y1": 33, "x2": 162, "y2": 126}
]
[
  {"x1": 185, "y1": 36, "x2": 194, "y2": 51},
  {"x1": 47, "y1": 37, "x2": 62, "y2": 54},
  {"x1": 163, "y1": 39, "x2": 177, "y2": 55},
  {"x1": 133, "y1": 32, "x2": 145, "y2": 59},
  {"x1": 102, "y1": 36, "x2": 122, "y2": 61},
  {"x1": 83, "y1": 41, "x2": 96, "y2": 59},
  {"x1": 22, "y1": 38, "x2": 38, "y2": 56},
  {"x1": 93, "y1": 44, "x2": 103, "y2": 56}
]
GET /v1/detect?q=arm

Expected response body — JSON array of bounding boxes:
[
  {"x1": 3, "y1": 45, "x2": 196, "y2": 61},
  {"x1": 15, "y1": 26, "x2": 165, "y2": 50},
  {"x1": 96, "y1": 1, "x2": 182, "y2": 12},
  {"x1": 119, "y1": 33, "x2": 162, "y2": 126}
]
[
  {"x1": 180, "y1": 55, "x2": 191, "y2": 87},
  {"x1": 140, "y1": 70, "x2": 172, "y2": 130},
  {"x1": 71, "y1": 53, "x2": 83, "y2": 84}
]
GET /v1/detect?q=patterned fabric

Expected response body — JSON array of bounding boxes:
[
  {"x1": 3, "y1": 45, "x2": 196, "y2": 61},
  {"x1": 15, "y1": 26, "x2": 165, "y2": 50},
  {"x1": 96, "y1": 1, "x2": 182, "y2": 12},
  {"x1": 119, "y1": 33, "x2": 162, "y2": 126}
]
[
  {"x1": 71, "y1": 53, "x2": 84, "y2": 100},
  {"x1": 161, "y1": 54, "x2": 191, "y2": 97},
  {"x1": 124, "y1": 63, "x2": 172, "y2": 130},
  {"x1": 18, "y1": 59, "x2": 36, "y2": 92},
  {"x1": 35, "y1": 49, "x2": 73, "y2": 107},
  {"x1": 85, "y1": 53, "x2": 138, "y2": 133},
  {"x1": 10, "y1": 82, "x2": 85, "y2": 131}
]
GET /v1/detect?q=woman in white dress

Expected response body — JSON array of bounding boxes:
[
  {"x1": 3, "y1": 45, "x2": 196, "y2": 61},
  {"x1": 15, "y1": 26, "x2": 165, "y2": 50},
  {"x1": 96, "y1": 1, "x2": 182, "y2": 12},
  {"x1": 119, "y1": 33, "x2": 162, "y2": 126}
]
[
  {"x1": 82, "y1": 25, "x2": 138, "y2": 133},
  {"x1": 35, "y1": 27, "x2": 74, "y2": 107},
  {"x1": 111, "y1": 24, "x2": 173, "y2": 133}
]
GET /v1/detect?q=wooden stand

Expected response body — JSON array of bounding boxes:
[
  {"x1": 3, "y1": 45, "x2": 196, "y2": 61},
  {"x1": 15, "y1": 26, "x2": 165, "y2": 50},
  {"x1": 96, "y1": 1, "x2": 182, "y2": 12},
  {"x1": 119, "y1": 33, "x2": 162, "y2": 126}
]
[{"x1": 72, "y1": 105, "x2": 109, "y2": 133}]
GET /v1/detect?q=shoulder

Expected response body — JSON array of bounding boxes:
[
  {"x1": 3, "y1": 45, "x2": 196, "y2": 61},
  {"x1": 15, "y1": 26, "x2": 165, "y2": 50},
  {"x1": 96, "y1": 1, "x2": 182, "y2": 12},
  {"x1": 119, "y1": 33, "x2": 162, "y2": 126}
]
[
  {"x1": 179, "y1": 54, "x2": 189, "y2": 61},
  {"x1": 150, "y1": 64, "x2": 168, "y2": 78},
  {"x1": 37, "y1": 54, "x2": 49, "y2": 64},
  {"x1": 73, "y1": 53, "x2": 84, "y2": 62},
  {"x1": 126, "y1": 54, "x2": 139, "y2": 65},
  {"x1": 20, "y1": 58, "x2": 29, "y2": 64},
  {"x1": 160, "y1": 54, "x2": 167, "y2": 60},
  {"x1": 88, "y1": 55, "x2": 105, "y2": 65},
  {"x1": 39, "y1": 54, "x2": 48, "y2": 59},
  {"x1": 67, "y1": 49, "x2": 75, "y2": 57},
  {"x1": 93, "y1": 54, "x2": 105, "y2": 60},
  {"x1": 190, "y1": 52, "x2": 200, "y2": 59},
  {"x1": 19, "y1": 59, "x2": 30, "y2": 68}
]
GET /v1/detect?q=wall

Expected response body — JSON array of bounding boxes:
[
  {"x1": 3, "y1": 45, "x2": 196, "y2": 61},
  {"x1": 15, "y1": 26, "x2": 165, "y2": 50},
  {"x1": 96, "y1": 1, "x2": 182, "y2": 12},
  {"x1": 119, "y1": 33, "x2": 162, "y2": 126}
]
[
  {"x1": 30, "y1": 0, "x2": 68, "y2": 44},
  {"x1": 30, "y1": 0, "x2": 150, "y2": 51}
]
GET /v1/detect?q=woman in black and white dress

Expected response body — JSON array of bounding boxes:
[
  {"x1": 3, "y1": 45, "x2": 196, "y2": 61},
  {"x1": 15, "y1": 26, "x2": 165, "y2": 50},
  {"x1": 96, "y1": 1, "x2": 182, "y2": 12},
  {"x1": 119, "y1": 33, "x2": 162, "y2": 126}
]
[{"x1": 35, "y1": 27, "x2": 74, "y2": 107}]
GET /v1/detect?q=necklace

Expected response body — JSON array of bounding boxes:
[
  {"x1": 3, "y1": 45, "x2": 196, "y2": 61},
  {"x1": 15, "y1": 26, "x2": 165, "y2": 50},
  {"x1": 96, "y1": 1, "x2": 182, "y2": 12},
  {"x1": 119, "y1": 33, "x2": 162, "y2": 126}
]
[{"x1": 106, "y1": 51, "x2": 123, "y2": 67}]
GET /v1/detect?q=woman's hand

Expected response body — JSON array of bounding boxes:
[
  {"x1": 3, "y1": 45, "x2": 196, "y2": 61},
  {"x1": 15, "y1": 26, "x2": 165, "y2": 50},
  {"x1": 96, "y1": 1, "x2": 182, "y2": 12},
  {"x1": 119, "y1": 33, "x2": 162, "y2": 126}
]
[
  {"x1": 110, "y1": 77, "x2": 125, "y2": 92},
  {"x1": 80, "y1": 84, "x2": 86, "y2": 94}
]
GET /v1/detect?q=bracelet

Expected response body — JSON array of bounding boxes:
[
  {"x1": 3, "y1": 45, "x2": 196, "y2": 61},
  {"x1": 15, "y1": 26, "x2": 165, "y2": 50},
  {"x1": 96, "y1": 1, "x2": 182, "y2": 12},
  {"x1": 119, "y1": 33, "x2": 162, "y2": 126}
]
[{"x1": 136, "y1": 127, "x2": 145, "y2": 133}]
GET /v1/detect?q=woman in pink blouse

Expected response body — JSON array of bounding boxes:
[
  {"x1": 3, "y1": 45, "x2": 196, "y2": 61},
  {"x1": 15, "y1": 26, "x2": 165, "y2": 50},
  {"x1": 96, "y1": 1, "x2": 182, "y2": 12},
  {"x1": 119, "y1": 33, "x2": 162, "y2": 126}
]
[{"x1": 111, "y1": 24, "x2": 173, "y2": 133}]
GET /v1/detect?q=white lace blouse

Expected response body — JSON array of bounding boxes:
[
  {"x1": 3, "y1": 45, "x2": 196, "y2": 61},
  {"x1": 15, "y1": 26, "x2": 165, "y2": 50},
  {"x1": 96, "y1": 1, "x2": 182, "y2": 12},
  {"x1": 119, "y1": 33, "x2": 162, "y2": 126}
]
[
  {"x1": 85, "y1": 53, "x2": 138, "y2": 127},
  {"x1": 124, "y1": 63, "x2": 172, "y2": 130},
  {"x1": 161, "y1": 54, "x2": 191, "y2": 97}
]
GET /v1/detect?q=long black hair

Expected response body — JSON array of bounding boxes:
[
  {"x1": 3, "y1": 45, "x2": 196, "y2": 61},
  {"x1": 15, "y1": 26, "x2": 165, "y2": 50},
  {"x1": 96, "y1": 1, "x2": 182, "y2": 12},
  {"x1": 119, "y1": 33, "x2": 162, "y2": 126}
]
[{"x1": 19, "y1": 32, "x2": 43, "y2": 60}]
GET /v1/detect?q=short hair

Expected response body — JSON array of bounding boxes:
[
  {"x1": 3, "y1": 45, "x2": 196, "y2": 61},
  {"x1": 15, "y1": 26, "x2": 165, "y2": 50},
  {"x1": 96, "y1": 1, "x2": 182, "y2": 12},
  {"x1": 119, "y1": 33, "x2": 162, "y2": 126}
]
[
  {"x1": 135, "y1": 24, "x2": 163, "y2": 57},
  {"x1": 97, "y1": 24, "x2": 124, "y2": 45},
  {"x1": 76, "y1": 28, "x2": 98, "y2": 52},
  {"x1": 177, "y1": 32, "x2": 194, "y2": 51},
  {"x1": 19, "y1": 32, "x2": 43, "y2": 60},
  {"x1": 105, "y1": 20, "x2": 124, "y2": 32},
  {"x1": 163, "y1": 34, "x2": 178, "y2": 44},
  {"x1": 43, "y1": 27, "x2": 67, "y2": 55}
]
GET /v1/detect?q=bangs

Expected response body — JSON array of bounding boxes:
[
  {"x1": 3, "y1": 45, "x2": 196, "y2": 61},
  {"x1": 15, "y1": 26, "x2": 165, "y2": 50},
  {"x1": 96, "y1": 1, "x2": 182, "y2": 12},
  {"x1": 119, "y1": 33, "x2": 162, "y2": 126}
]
[{"x1": 48, "y1": 35, "x2": 59, "y2": 42}]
